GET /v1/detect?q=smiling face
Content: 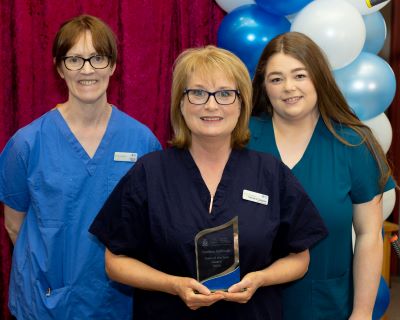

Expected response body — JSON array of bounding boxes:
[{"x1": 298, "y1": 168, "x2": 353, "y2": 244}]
[
  {"x1": 180, "y1": 70, "x2": 241, "y2": 146},
  {"x1": 264, "y1": 52, "x2": 318, "y2": 122},
  {"x1": 57, "y1": 30, "x2": 116, "y2": 106}
]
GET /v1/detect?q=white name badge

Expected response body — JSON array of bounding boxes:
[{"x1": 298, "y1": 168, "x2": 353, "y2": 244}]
[
  {"x1": 114, "y1": 152, "x2": 137, "y2": 163},
  {"x1": 242, "y1": 190, "x2": 269, "y2": 206}
]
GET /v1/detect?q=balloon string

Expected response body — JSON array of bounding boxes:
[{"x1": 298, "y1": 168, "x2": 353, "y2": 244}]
[{"x1": 390, "y1": 234, "x2": 400, "y2": 259}]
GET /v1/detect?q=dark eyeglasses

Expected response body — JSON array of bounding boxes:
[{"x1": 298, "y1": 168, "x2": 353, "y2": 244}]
[
  {"x1": 183, "y1": 89, "x2": 240, "y2": 105},
  {"x1": 62, "y1": 55, "x2": 111, "y2": 71}
]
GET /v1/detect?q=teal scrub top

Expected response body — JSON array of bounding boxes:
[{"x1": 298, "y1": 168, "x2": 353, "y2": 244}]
[{"x1": 248, "y1": 115, "x2": 395, "y2": 320}]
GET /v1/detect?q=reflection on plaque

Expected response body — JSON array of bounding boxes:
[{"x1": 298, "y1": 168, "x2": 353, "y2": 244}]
[{"x1": 195, "y1": 216, "x2": 240, "y2": 291}]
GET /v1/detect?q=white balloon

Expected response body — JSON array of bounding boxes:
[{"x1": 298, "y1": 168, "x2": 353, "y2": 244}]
[
  {"x1": 215, "y1": 0, "x2": 255, "y2": 13},
  {"x1": 291, "y1": 0, "x2": 366, "y2": 70},
  {"x1": 363, "y1": 113, "x2": 393, "y2": 153},
  {"x1": 345, "y1": 0, "x2": 390, "y2": 15},
  {"x1": 382, "y1": 188, "x2": 396, "y2": 220}
]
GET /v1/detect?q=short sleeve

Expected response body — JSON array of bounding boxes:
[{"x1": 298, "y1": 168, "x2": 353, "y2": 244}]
[
  {"x1": 0, "y1": 133, "x2": 30, "y2": 211},
  {"x1": 348, "y1": 138, "x2": 395, "y2": 204},
  {"x1": 272, "y1": 163, "x2": 328, "y2": 258},
  {"x1": 89, "y1": 160, "x2": 150, "y2": 259}
]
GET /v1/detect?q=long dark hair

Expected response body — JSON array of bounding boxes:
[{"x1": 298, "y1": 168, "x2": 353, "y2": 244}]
[{"x1": 252, "y1": 31, "x2": 392, "y2": 190}]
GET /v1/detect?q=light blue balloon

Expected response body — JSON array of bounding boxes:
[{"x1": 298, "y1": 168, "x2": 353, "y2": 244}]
[
  {"x1": 372, "y1": 277, "x2": 390, "y2": 320},
  {"x1": 334, "y1": 52, "x2": 396, "y2": 120},
  {"x1": 255, "y1": 0, "x2": 312, "y2": 16},
  {"x1": 217, "y1": 4, "x2": 290, "y2": 77},
  {"x1": 363, "y1": 11, "x2": 387, "y2": 54}
]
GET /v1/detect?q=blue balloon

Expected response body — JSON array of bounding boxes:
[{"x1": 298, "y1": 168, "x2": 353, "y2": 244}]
[
  {"x1": 372, "y1": 277, "x2": 390, "y2": 320},
  {"x1": 255, "y1": 0, "x2": 313, "y2": 16},
  {"x1": 363, "y1": 11, "x2": 387, "y2": 54},
  {"x1": 217, "y1": 4, "x2": 290, "y2": 77},
  {"x1": 334, "y1": 52, "x2": 396, "y2": 120}
]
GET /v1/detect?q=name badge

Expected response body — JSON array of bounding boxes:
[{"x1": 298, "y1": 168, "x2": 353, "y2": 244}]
[
  {"x1": 114, "y1": 152, "x2": 137, "y2": 163},
  {"x1": 242, "y1": 190, "x2": 269, "y2": 206}
]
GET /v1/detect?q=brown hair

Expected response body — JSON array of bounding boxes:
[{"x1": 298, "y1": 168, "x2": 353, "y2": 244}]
[
  {"x1": 170, "y1": 45, "x2": 252, "y2": 149},
  {"x1": 52, "y1": 15, "x2": 117, "y2": 68},
  {"x1": 252, "y1": 31, "x2": 392, "y2": 190}
]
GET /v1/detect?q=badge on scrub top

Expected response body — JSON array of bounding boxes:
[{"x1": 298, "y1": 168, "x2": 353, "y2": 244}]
[
  {"x1": 113, "y1": 152, "x2": 137, "y2": 162},
  {"x1": 242, "y1": 189, "x2": 269, "y2": 205}
]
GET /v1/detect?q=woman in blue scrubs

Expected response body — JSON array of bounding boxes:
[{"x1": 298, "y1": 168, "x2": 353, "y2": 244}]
[
  {"x1": 89, "y1": 45, "x2": 328, "y2": 320},
  {"x1": 0, "y1": 15, "x2": 160, "y2": 319},
  {"x1": 248, "y1": 32, "x2": 395, "y2": 320}
]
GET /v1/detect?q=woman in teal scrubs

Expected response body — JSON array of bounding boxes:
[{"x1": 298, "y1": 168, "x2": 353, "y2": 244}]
[{"x1": 248, "y1": 32, "x2": 395, "y2": 320}]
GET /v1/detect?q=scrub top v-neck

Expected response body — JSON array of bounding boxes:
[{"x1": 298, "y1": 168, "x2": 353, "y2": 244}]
[
  {"x1": 90, "y1": 147, "x2": 328, "y2": 320},
  {"x1": 248, "y1": 115, "x2": 395, "y2": 320},
  {"x1": 181, "y1": 148, "x2": 238, "y2": 217},
  {"x1": 263, "y1": 117, "x2": 319, "y2": 173},
  {"x1": 53, "y1": 107, "x2": 117, "y2": 175}
]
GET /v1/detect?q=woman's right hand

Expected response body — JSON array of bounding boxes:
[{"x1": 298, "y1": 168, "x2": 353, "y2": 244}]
[
  {"x1": 172, "y1": 277, "x2": 225, "y2": 310},
  {"x1": 105, "y1": 250, "x2": 224, "y2": 310}
]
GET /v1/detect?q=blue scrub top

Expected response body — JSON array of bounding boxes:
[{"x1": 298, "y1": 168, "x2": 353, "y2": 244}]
[
  {"x1": 0, "y1": 106, "x2": 161, "y2": 320},
  {"x1": 248, "y1": 115, "x2": 395, "y2": 320},
  {"x1": 90, "y1": 147, "x2": 328, "y2": 320}
]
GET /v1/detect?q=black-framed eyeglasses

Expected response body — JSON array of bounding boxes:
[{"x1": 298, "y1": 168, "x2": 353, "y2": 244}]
[
  {"x1": 183, "y1": 89, "x2": 240, "y2": 105},
  {"x1": 62, "y1": 55, "x2": 111, "y2": 71}
]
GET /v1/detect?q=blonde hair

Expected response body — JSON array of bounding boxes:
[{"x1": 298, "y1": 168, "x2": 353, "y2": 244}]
[{"x1": 170, "y1": 45, "x2": 252, "y2": 149}]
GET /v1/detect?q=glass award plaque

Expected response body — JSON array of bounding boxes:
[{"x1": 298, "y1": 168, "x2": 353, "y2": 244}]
[{"x1": 195, "y1": 216, "x2": 240, "y2": 291}]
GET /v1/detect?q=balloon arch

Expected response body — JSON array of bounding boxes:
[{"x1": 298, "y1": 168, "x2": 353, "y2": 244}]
[{"x1": 215, "y1": 0, "x2": 395, "y2": 318}]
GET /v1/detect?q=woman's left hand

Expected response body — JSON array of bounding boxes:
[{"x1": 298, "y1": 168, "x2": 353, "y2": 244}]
[
  {"x1": 221, "y1": 271, "x2": 262, "y2": 303},
  {"x1": 222, "y1": 249, "x2": 310, "y2": 304}
]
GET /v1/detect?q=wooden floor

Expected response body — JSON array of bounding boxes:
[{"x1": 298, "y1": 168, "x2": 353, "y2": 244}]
[{"x1": 386, "y1": 276, "x2": 400, "y2": 319}]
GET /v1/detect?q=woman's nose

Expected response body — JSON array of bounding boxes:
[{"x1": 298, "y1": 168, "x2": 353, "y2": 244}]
[
  {"x1": 284, "y1": 79, "x2": 296, "y2": 91},
  {"x1": 204, "y1": 95, "x2": 219, "y2": 110},
  {"x1": 80, "y1": 60, "x2": 95, "y2": 73}
]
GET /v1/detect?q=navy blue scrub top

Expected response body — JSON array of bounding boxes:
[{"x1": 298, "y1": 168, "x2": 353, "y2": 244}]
[{"x1": 90, "y1": 147, "x2": 328, "y2": 320}]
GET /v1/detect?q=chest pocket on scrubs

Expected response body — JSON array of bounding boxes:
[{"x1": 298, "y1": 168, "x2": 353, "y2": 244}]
[
  {"x1": 31, "y1": 171, "x2": 67, "y2": 227},
  {"x1": 311, "y1": 268, "x2": 352, "y2": 319}
]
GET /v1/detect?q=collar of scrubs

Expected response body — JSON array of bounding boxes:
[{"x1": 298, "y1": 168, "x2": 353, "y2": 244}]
[{"x1": 52, "y1": 106, "x2": 118, "y2": 175}]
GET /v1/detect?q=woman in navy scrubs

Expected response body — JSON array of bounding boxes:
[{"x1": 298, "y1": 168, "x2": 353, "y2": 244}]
[
  {"x1": 248, "y1": 32, "x2": 395, "y2": 320},
  {"x1": 90, "y1": 45, "x2": 327, "y2": 320}
]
